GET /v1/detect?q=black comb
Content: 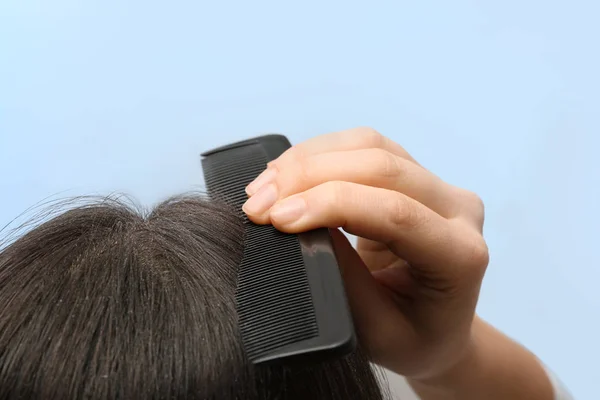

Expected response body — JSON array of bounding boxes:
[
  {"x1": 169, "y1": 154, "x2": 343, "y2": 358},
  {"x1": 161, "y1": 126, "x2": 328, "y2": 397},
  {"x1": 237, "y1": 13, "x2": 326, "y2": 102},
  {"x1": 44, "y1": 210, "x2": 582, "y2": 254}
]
[{"x1": 201, "y1": 134, "x2": 356, "y2": 365}]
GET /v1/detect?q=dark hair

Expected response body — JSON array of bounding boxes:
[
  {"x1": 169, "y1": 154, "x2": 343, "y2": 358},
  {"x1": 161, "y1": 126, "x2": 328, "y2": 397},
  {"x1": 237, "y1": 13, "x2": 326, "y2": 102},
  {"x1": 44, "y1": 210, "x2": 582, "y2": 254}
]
[{"x1": 0, "y1": 195, "x2": 388, "y2": 399}]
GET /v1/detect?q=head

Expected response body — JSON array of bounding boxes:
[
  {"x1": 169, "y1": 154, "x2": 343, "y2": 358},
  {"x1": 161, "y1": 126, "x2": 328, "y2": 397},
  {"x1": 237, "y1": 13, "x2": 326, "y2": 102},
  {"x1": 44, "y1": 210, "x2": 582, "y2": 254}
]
[{"x1": 0, "y1": 195, "x2": 388, "y2": 399}]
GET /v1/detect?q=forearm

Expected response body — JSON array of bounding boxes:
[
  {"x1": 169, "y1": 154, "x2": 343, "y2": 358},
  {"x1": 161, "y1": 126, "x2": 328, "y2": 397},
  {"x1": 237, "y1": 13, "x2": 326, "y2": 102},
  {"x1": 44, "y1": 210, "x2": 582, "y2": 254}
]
[{"x1": 408, "y1": 316, "x2": 555, "y2": 400}]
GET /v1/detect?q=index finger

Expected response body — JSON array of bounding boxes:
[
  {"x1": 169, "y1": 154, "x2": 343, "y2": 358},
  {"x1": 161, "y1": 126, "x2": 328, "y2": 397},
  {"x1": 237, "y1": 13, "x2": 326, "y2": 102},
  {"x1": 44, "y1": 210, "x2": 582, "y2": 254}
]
[{"x1": 247, "y1": 181, "x2": 488, "y2": 283}]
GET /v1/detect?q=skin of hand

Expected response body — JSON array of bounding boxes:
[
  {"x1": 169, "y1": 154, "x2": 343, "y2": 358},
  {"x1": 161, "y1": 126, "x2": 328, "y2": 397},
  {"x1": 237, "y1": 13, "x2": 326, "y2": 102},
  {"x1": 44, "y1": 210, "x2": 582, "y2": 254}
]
[{"x1": 242, "y1": 128, "x2": 554, "y2": 399}]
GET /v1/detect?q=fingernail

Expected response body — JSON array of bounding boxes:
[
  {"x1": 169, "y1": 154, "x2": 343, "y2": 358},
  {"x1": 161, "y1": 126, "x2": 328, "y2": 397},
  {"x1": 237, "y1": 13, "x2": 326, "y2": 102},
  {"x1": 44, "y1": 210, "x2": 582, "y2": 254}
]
[
  {"x1": 270, "y1": 197, "x2": 307, "y2": 225},
  {"x1": 246, "y1": 168, "x2": 277, "y2": 196},
  {"x1": 242, "y1": 184, "x2": 278, "y2": 215}
]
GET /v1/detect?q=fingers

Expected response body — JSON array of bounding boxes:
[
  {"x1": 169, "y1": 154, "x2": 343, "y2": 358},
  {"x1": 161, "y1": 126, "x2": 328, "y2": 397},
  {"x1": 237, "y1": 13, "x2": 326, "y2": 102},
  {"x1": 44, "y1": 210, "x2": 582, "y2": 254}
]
[
  {"x1": 268, "y1": 127, "x2": 421, "y2": 172},
  {"x1": 244, "y1": 148, "x2": 460, "y2": 222},
  {"x1": 245, "y1": 127, "x2": 485, "y2": 230},
  {"x1": 252, "y1": 181, "x2": 488, "y2": 282}
]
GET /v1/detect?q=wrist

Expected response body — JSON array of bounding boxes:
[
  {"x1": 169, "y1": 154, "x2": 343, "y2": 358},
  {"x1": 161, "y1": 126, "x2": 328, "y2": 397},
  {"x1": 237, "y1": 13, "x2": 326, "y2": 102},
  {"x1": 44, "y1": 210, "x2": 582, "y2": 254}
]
[
  {"x1": 407, "y1": 316, "x2": 482, "y2": 394},
  {"x1": 407, "y1": 316, "x2": 555, "y2": 400}
]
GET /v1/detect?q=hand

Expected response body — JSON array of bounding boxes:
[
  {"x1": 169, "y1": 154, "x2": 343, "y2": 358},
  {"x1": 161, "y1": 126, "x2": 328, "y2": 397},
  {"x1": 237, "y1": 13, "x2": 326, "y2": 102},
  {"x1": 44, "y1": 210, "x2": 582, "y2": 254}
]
[{"x1": 241, "y1": 127, "x2": 488, "y2": 380}]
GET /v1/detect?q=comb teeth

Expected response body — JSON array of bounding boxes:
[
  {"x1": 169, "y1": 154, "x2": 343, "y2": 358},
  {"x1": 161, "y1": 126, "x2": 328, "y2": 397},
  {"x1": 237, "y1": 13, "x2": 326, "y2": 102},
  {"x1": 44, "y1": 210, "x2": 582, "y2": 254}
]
[
  {"x1": 201, "y1": 142, "x2": 319, "y2": 362},
  {"x1": 202, "y1": 145, "x2": 267, "y2": 207},
  {"x1": 237, "y1": 225, "x2": 318, "y2": 360}
]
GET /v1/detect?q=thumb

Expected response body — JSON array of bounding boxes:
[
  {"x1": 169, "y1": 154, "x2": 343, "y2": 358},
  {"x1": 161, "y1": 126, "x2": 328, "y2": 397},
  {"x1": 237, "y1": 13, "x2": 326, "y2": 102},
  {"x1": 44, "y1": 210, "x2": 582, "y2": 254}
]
[{"x1": 329, "y1": 229, "x2": 412, "y2": 362}]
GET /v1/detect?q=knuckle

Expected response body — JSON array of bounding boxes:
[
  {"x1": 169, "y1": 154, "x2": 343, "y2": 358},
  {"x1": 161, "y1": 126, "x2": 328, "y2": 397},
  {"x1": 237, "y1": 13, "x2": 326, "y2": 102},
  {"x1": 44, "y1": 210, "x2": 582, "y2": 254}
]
[
  {"x1": 321, "y1": 180, "x2": 347, "y2": 206},
  {"x1": 463, "y1": 234, "x2": 490, "y2": 274},
  {"x1": 388, "y1": 195, "x2": 420, "y2": 230},
  {"x1": 318, "y1": 181, "x2": 350, "y2": 227},
  {"x1": 294, "y1": 156, "x2": 313, "y2": 186},
  {"x1": 454, "y1": 188, "x2": 485, "y2": 227},
  {"x1": 464, "y1": 190, "x2": 485, "y2": 215},
  {"x1": 352, "y1": 126, "x2": 385, "y2": 148},
  {"x1": 371, "y1": 148, "x2": 402, "y2": 179}
]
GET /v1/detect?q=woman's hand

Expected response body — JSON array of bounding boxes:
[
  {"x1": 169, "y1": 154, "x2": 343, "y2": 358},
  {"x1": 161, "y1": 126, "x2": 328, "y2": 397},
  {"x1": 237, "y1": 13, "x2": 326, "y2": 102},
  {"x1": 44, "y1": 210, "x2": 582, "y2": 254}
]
[
  {"x1": 242, "y1": 127, "x2": 486, "y2": 379},
  {"x1": 242, "y1": 128, "x2": 555, "y2": 399}
]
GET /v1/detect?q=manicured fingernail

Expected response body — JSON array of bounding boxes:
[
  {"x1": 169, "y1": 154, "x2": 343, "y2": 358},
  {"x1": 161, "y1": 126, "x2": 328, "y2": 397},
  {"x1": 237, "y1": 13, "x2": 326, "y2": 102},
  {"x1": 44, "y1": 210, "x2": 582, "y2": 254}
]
[
  {"x1": 246, "y1": 168, "x2": 277, "y2": 196},
  {"x1": 270, "y1": 197, "x2": 307, "y2": 225},
  {"x1": 242, "y1": 184, "x2": 278, "y2": 215}
]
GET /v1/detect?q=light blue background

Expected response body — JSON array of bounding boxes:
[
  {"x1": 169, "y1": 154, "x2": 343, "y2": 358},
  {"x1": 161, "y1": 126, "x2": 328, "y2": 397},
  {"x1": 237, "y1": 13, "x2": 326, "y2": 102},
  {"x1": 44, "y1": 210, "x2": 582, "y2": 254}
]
[{"x1": 1, "y1": 1, "x2": 598, "y2": 398}]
